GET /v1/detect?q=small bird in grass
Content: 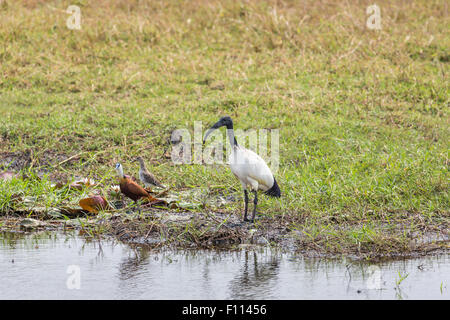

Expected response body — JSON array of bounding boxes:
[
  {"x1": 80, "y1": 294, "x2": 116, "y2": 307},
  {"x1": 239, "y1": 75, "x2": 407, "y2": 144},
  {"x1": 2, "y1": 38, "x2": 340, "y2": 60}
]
[
  {"x1": 203, "y1": 116, "x2": 281, "y2": 223},
  {"x1": 135, "y1": 156, "x2": 165, "y2": 190},
  {"x1": 115, "y1": 163, "x2": 159, "y2": 213}
]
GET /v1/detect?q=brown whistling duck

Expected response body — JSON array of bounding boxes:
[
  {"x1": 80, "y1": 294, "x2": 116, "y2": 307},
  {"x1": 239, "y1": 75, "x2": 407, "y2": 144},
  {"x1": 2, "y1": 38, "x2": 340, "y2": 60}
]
[{"x1": 115, "y1": 163, "x2": 158, "y2": 213}]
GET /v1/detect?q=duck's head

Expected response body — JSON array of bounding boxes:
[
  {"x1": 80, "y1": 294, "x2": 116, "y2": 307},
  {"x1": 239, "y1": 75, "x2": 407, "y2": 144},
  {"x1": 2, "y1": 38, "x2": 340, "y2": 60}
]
[
  {"x1": 115, "y1": 163, "x2": 124, "y2": 178},
  {"x1": 134, "y1": 156, "x2": 144, "y2": 164}
]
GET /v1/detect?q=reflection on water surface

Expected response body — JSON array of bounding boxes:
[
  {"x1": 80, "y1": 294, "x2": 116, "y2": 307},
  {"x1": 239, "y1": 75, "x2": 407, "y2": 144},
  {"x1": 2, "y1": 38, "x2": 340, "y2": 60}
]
[{"x1": 0, "y1": 232, "x2": 448, "y2": 299}]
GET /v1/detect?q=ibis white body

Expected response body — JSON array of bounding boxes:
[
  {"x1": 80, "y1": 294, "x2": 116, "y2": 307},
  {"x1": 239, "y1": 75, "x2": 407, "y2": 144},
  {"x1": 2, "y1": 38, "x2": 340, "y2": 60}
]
[
  {"x1": 229, "y1": 145, "x2": 275, "y2": 192},
  {"x1": 203, "y1": 116, "x2": 280, "y2": 222}
]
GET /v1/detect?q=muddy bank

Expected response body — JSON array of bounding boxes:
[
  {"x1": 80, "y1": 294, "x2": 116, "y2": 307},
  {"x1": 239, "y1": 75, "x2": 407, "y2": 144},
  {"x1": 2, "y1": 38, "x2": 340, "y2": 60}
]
[
  {"x1": 1, "y1": 156, "x2": 448, "y2": 261},
  {"x1": 1, "y1": 205, "x2": 448, "y2": 261}
]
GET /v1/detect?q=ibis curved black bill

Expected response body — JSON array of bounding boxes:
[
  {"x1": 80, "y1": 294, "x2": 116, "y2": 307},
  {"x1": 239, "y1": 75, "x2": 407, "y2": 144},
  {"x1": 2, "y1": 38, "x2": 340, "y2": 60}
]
[
  {"x1": 203, "y1": 116, "x2": 234, "y2": 145},
  {"x1": 203, "y1": 127, "x2": 217, "y2": 144}
]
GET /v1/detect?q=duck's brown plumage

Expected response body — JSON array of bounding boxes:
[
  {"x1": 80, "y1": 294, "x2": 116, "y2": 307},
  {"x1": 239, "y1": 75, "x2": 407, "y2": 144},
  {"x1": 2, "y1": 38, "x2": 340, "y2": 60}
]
[{"x1": 119, "y1": 176, "x2": 157, "y2": 202}]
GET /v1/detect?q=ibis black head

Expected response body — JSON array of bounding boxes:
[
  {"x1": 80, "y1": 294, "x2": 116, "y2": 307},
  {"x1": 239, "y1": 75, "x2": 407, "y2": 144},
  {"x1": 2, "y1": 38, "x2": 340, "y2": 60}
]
[
  {"x1": 203, "y1": 116, "x2": 234, "y2": 144},
  {"x1": 211, "y1": 116, "x2": 233, "y2": 129}
]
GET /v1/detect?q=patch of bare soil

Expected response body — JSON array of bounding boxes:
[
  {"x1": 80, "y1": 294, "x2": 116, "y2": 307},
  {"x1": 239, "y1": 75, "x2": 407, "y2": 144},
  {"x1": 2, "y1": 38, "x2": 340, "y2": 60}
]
[
  {"x1": 0, "y1": 150, "x2": 33, "y2": 171},
  {"x1": 0, "y1": 150, "x2": 69, "y2": 173},
  {"x1": 104, "y1": 209, "x2": 291, "y2": 249}
]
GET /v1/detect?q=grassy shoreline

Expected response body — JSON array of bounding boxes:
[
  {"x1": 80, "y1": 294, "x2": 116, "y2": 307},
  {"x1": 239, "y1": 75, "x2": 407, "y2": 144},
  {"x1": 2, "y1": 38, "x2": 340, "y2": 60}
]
[{"x1": 0, "y1": 0, "x2": 449, "y2": 259}]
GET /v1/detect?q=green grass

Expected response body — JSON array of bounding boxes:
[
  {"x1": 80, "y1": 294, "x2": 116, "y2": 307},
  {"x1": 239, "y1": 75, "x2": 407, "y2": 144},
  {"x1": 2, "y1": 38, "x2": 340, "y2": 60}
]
[{"x1": 0, "y1": 0, "x2": 448, "y2": 256}]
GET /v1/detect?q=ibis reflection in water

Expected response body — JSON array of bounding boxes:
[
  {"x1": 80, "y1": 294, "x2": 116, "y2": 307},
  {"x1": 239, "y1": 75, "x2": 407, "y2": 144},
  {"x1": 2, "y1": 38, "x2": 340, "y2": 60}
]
[{"x1": 203, "y1": 116, "x2": 281, "y2": 222}]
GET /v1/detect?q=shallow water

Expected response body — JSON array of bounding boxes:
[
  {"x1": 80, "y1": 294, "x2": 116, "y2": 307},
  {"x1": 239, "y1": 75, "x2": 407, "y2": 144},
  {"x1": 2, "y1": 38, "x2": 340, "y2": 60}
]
[{"x1": 0, "y1": 231, "x2": 448, "y2": 299}]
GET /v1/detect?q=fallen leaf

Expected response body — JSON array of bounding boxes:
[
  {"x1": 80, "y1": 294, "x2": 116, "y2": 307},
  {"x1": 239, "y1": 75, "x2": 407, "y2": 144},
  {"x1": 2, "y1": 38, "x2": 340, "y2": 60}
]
[
  {"x1": 0, "y1": 171, "x2": 18, "y2": 181},
  {"x1": 69, "y1": 177, "x2": 97, "y2": 190},
  {"x1": 79, "y1": 195, "x2": 111, "y2": 213}
]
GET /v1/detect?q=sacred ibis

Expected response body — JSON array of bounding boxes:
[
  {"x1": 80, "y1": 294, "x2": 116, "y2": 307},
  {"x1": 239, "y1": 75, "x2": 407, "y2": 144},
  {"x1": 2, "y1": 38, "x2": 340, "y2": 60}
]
[{"x1": 203, "y1": 116, "x2": 281, "y2": 222}]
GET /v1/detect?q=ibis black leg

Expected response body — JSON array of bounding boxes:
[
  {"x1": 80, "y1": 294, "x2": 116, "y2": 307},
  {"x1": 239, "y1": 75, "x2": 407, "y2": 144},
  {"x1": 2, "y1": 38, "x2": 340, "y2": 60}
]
[
  {"x1": 243, "y1": 190, "x2": 249, "y2": 221},
  {"x1": 251, "y1": 191, "x2": 258, "y2": 222}
]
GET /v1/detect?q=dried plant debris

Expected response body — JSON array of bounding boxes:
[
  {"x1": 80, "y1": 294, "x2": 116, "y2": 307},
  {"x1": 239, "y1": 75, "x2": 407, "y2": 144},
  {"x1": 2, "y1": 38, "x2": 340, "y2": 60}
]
[{"x1": 0, "y1": 171, "x2": 19, "y2": 181}]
